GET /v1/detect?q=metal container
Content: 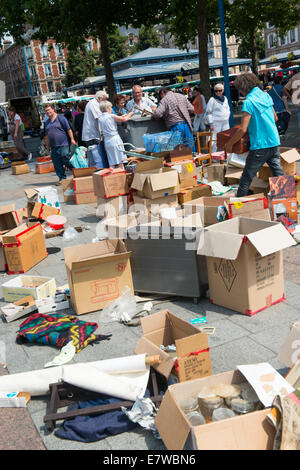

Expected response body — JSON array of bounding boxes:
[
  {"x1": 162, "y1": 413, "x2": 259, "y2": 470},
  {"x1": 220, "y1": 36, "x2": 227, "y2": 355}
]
[
  {"x1": 125, "y1": 227, "x2": 208, "y2": 303},
  {"x1": 117, "y1": 115, "x2": 167, "y2": 148}
]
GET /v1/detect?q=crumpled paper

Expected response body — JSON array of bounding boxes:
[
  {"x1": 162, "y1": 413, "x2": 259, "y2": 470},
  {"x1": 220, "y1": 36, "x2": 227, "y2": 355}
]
[{"x1": 121, "y1": 397, "x2": 160, "y2": 438}]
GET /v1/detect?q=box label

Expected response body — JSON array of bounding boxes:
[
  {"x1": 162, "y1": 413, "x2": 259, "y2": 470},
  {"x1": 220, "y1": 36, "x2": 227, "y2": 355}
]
[
  {"x1": 178, "y1": 354, "x2": 211, "y2": 382},
  {"x1": 255, "y1": 253, "x2": 276, "y2": 291},
  {"x1": 89, "y1": 278, "x2": 119, "y2": 304},
  {"x1": 217, "y1": 259, "x2": 237, "y2": 292}
]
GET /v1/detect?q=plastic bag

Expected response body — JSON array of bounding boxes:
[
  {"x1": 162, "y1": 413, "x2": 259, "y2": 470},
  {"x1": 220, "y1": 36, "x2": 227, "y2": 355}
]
[
  {"x1": 99, "y1": 286, "x2": 137, "y2": 324},
  {"x1": 62, "y1": 226, "x2": 78, "y2": 242},
  {"x1": 69, "y1": 146, "x2": 88, "y2": 169}
]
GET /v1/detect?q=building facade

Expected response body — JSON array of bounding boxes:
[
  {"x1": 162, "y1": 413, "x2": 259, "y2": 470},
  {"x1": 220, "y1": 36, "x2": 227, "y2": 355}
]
[{"x1": 264, "y1": 23, "x2": 300, "y2": 58}]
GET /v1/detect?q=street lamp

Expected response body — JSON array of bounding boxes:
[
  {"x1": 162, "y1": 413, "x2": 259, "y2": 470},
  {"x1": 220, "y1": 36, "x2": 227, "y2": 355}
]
[{"x1": 218, "y1": 0, "x2": 234, "y2": 127}]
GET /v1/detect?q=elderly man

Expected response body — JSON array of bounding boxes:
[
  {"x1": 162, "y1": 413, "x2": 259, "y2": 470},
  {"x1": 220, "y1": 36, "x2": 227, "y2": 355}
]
[
  {"x1": 82, "y1": 90, "x2": 108, "y2": 147},
  {"x1": 152, "y1": 86, "x2": 195, "y2": 150},
  {"x1": 284, "y1": 71, "x2": 300, "y2": 128},
  {"x1": 126, "y1": 85, "x2": 156, "y2": 114},
  {"x1": 224, "y1": 72, "x2": 283, "y2": 197}
]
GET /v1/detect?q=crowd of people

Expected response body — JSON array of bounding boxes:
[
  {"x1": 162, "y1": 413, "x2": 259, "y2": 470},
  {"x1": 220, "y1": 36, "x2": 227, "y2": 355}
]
[{"x1": 40, "y1": 70, "x2": 299, "y2": 198}]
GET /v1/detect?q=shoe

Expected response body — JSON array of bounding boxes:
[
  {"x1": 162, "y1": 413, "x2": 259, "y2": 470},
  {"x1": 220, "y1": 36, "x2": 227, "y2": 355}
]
[
  {"x1": 27, "y1": 153, "x2": 32, "y2": 161},
  {"x1": 55, "y1": 180, "x2": 63, "y2": 186}
]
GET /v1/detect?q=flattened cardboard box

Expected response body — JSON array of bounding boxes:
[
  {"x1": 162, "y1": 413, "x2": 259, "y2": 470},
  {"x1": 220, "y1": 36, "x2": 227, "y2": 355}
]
[
  {"x1": 93, "y1": 169, "x2": 129, "y2": 199},
  {"x1": 134, "y1": 310, "x2": 211, "y2": 382},
  {"x1": 183, "y1": 196, "x2": 231, "y2": 226},
  {"x1": 197, "y1": 217, "x2": 296, "y2": 315},
  {"x1": 155, "y1": 369, "x2": 275, "y2": 450},
  {"x1": 64, "y1": 239, "x2": 133, "y2": 315},
  {"x1": 3, "y1": 223, "x2": 48, "y2": 274},
  {"x1": 278, "y1": 321, "x2": 300, "y2": 367},
  {"x1": 132, "y1": 158, "x2": 180, "y2": 200}
]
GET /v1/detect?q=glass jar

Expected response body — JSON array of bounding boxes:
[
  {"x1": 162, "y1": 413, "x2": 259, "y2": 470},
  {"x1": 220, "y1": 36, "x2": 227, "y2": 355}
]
[
  {"x1": 212, "y1": 407, "x2": 236, "y2": 421},
  {"x1": 179, "y1": 396, "x2": 199, "y2": 414},
  {"x1": 198, "y1": 395, "x2": 224, "y2": 420},
  {"x1": 230, "y1": 398, "x2": 256, "y2": 414},
  {"x1": 240, "y1": 382, "x2": 259, "y2": 404},
  {"x1": 186, "y1": 411, "x2": 206, "y2": 426}
]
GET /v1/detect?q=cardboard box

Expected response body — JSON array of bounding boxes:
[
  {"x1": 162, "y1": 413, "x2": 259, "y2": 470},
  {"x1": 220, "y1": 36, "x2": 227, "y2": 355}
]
[
  {"x1": 155, "y1": 369, "x2": 275, "y2": 450},
  {"x1": 24, "y1": 186, "x2": 60, "y2": 210},
  {"x1": 131, "y1": 158, "x2": 179, "y2": 200},
  {"x1": 73, "y1": 168, "x2": 97, "y2": 205},
  {"x1": 132, "y1": 194, "x2": 179, "y2": 216},
  {"x1": 250, "y1": 177, "x2": 269, "y2": 196},
  {"x1": 1, "y1": 295, "x2": 37, "y2": 323},
  {"x1": 61, "y1": 178, "x2": 75, "y2": 203},
  {"x1": 225, "y1": 196, "x2": 271, "y2": 221},
  {"x1": 197, "y1": 217, "x2": 296, "y2": 315},
  {"x1": 26, "y1": 201, "x2": 60, "y2": 221},
  {"x1": 258, "y1": 148, "x2": 300, "y2": 181},
  {"x1": 2, "y1": 275, "x2": 56, "y2": 302},
  {"x1": 0, "y1": 235, "x2": 7, "y2": 271},
  {"x1": 134, "y1": 310, "x2": 211, "y2": 381},
  {"x1": 183, "y1": 196, "x2": 230, "y2": 226},
  {"x1": 3, "y1": 223, "x2": 48, "y2": 274},
  {"x1": 269, "y1": 175, "x2": 296, "y2": 198},
  {"x1": 278, "y1": 321, "x2": 300, "y2": 367},
  {"x1": 96, "y1": 195, "x2": 128, "y2": 219},
  {"x1": 12, "y1": 163, "x2": 30, "y2": 175},
  {"x1": 164, "y1": 160, "x2": 197, "y2": 189},
  {"x1": 217, "y1": 126, "x2": 250, "y2": 154},
  {"x1": 35, "y1": 161, "x2": 55, "y2": 174},
  {"x1": 93, "y1": 168, "x2": 129, "y2": 199},
  {"x1": 64, "y1": 239, "x2": 133, "y2": 315},
  {"x1": 270, "y1": 197, "x2": 298, "y2": 223},
  {"x1": 178, "y1": 184, "x2": 212, "y2": 205},
  {"x1": 167, "y1": 144, "x2": 194, "y2": 162},
  {"x1": 0, "y1": 203, "x2": 21, "y2": 235},
  {"x1": 206, "y1": 164, "x2": 225, "y2": 184},
  {"x1": 225, "y1": 166, "x2": 243, "y2": 185}
]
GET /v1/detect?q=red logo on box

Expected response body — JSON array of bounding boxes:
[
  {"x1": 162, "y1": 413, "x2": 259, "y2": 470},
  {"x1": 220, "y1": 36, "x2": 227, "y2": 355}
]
[
  {"x1": 90, "y1": 279, "x2": 119, "y2": 303},
  {"x1": 116, "y1": 262, "x2": 126, "y2": 273}
]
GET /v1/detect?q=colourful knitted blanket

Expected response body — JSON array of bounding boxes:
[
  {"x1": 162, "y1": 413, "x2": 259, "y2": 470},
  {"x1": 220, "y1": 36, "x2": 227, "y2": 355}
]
[{"x1": 16, "y1": 313, "x2": 110, "y2": 353}]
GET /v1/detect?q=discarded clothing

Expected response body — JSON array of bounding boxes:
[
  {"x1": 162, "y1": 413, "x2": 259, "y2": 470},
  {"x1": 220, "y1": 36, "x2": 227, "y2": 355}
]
[
  {"x1": 16, "y1": 313, "x2": 111, "y2": 353},
  {"x1": 55, "y1": 395, "x2": 137, "y2": 442}
]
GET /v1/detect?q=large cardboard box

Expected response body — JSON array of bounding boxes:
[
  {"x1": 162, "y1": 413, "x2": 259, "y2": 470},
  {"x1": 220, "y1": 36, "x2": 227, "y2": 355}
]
[
  {"x1": 217, "y1": 126, "x2": 250, "y2": 154},
  {"x1": 155, "y1": 369, "x2": 275, "y2": 450},
  {"x1": 178, "y1": 184, "x2": 212, "y2": 205},
  {"x1": 258, "y1": 147, "x2": 300, "y2": 181},
  {"x1": 131, "y1": 158, "x2": 179, "y2": 200},
  {"x1": 134, "y1": 310, "x2": 211, "y2": 382},
  {"x1": 3, "y1": 223, "x2": 48, "y2": 274},
  {"x1": 183, "y1": 196, "x2": 230, "y2": 226},
  {"x1": 164, "y1": 160, "x2": 197, "y2": 189},
  {"x1": 12, "y1": 163, "x2": 30, "y2": 175},
  {"x1": 225, "y1": 196, "x2": 271, "y2": 221},
  {"x1": 93, "y1": 168, "x2": 129, "y2": 199},
  {"x1": 0, "y1": 204, "x2": 21, "y2": 235},
  {"x1": 278, "y1": 321, "x2": 300, "y2": 367},
  {"x1": 73, "y1": 168, "x2": 97, "y2": 205},
  {"x1": 64, "y1": 239, "x2": 133, "y2": 315},
  {"x1": 2, "y1": 275, "x2": 56, "y2": 302},
  {"x1": 197, "y1": 217, "x2": 296, "y2": 315},
  {"x1": 26, "y1": 201, "x2": 60, "y2": 221}
]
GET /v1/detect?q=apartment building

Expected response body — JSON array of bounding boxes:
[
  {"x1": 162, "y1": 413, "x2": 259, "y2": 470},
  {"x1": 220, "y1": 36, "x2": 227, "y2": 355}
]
[{"x1": 264, "y1": 23, "x2": 300, "y2": 58}]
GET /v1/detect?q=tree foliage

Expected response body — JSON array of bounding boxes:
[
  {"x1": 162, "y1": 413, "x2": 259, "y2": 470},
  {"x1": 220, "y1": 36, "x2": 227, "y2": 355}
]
[
  {"x1": 63, "y1": 47, "x2": 98, "y2": 88},
  {"x1": 238, "y1": 31, "x2": 265, "y2": 61},
  {"x1": 132, "y1": 25, "x2": 161, "y2": 53}
]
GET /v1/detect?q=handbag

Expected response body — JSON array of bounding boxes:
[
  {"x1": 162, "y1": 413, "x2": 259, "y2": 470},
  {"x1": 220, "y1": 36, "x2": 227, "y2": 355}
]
[{"x1": 203, "y1": 98, "x2": 215, "y2": 126}]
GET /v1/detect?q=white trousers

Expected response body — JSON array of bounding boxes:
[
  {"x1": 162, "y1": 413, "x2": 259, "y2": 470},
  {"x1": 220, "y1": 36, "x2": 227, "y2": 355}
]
[{"x1": 211, "y1": 120, "x2": 229, "y2": 153}]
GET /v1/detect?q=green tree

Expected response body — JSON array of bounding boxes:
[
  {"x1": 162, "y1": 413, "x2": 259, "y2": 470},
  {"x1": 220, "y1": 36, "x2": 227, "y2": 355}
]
[
  {"x1": 225, "y1": 0, "x2": 300, "y2": 75},
  {"x1": 63, "y1": 46, "x2": 97, "y2": 88},
  {"x1": 132, "y1": 25, "x2": 161, "y2": 53},
  {"x1": 98, "y1": 26, "x2": 128, "y2": 64},
  {"x1": 238, "y1": 31, "x2": 265, "y2": 61}
]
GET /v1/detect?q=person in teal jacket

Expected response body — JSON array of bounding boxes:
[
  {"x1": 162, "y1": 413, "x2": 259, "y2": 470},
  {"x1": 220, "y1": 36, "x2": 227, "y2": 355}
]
[{"x1": 224, "y1": 72, "x2": 284, "y2": 197}]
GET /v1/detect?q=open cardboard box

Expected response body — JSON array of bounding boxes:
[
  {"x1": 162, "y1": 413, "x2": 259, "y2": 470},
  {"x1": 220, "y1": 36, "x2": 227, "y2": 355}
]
[
  {"x1": 197, "y1": 217, "x2": 296, "y2": 315},
  {"x1": 225, "y1": 195, "x2": 271, "y2": 221},
  {"x1": 183, "y1": 196, "x2": 231, "y2": 226},
  {"x1": 131, "y1": 158, "x2": 180, "y2": 199},
  {"x1": 164, "y1": 160, "x2": 197, "y2": 189},
  {"x1": 259, "y1": 147, "x2": 300, "y2": 181},
  {"x1": 26, "y1": 201, "x2": 60, "y2": 221},
  {"x1": 155, "y1": 369, "x2": 275, "y2": 450},
  {"x1": 93, "y1": 168, "x2": 129, "y2": 199},
  {"x1": 1, "y1": 275, "x2": 56, "y2": 302},
  {"x1": 0, "y1": 203, "x2": 21, "y2": 235},
  {"x1": 64, "y1": 239, "x2": 133, "y2": 315},
  {"x1": 134, "y1": 310, "x2": 211, "y2": 382},
  {"x1": 132, "y1": 194, "x2": 179, "y2": 217}
]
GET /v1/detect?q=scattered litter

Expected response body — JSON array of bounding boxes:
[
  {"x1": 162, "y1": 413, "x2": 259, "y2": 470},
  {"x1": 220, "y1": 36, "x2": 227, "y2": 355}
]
[
  {"x1": 62, "y1": 226, "x2": 79, "y2": 242},
  {"x1": 44, "y1": 341, "x2": 76, "y2": 368},
  {"x1": 121, "y1": 397, "x2": 160, "y2": 437}
]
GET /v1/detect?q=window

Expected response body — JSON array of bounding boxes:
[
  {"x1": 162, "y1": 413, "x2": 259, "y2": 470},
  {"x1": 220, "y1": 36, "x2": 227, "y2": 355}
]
[
  {"x1": 55, "y1": 43, "x2": 63, "y2": 57},
  {"x1": 268, "y1": 33, "x2": 276, "y2": 48},
  {"x1": 41, "y1": 44, "x2": 49, "y2": 58},
  {"x1": 29, "y1": 65, "x2": 38, "y2": 79},
  {"x1": 290, "y1": 28, "x2": 298, "y2": 43},
  {"x1": 128, "y1": 34, "x2": 134, "y2": 47},
  {"x1": 44, "y1": 63, "x2": 52, "y2": 77},
  {"x1": 25, "y1": 46, "x2": 33, "y2": 60},
  {"x1": 85, "y1": 41, "x2": 93, "y2": 51},
  {"x1": 32, "y1": 83, "x2": 41, "y2": 96},
  {"x1": 47, "y1": 81, "x2": 54, "y2": 92},
  {"x1": 58, "y1": 62, "x2": 66, "y2": 75}
]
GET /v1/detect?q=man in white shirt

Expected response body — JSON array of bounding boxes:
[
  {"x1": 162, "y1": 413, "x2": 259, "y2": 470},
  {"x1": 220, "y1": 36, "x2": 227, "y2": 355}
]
[
  {"x1": 284, "y1": 71, "x2": 300, "y2": 128},
  {"x1": 82, "y1": 90, "x2": 108, "y2": 146},
  {"x1": 126, "y1": 85, "x2": 157, "y2": 114}
]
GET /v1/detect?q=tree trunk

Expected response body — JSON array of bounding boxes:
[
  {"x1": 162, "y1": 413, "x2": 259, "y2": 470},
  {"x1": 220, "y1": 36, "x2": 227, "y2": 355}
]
[
  {"x1": 97, "y1": 25, "x2": 116, "y2": 101},
  {"x1": 250, "y1": 27, "x2": 258, "y2": 76},
  {"x1": 197, "y1": 0, "x2": 211, "y2": 101}
]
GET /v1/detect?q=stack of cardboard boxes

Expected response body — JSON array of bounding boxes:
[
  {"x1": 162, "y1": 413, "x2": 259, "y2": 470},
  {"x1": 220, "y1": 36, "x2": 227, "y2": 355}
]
[{"x1": 93, "y1": 168, "x2": 129, "y2": 219}]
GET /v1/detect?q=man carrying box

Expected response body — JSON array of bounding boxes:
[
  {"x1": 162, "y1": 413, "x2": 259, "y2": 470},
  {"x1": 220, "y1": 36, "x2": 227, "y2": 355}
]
[{"x1": 224, "y1": 73, "x2": 284, "y2": 197}]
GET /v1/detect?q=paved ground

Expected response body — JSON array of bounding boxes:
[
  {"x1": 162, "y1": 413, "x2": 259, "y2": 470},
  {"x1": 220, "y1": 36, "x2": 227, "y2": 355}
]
[{"x1": 0, "y1": 107, "x2": 299, "y2": 451}]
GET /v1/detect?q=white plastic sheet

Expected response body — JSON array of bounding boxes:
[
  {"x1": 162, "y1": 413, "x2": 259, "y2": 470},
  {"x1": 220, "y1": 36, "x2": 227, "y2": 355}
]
[{"x1": 0, "y1": 354, "x2": 149, "y2": 401}]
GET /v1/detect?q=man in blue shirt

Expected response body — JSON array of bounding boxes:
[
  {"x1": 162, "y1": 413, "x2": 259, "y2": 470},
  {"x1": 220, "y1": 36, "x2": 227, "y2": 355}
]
[
  {"x1": 44, "y1": 103, "x2": 76, "y2": 184},
  {"x1": 224, "y1": 73, "x2": 283, "y2": 197}
]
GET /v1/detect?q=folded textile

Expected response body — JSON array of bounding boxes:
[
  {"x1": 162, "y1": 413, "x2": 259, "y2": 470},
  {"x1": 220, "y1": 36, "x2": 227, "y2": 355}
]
[{"x1": 16, "y1": 313, "x2": 111, "y2": 353}]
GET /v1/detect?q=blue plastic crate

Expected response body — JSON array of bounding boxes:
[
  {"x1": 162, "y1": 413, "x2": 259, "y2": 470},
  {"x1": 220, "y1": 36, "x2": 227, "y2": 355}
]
[{"x1": 143, "y1": 131, "x2": 182, "y2": 153}]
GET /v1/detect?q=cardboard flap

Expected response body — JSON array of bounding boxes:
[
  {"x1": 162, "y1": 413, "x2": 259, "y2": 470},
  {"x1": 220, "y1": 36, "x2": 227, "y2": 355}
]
[
  {"x1": 155, "y1": 389, "x2": 192, "y2": 450},
  {"x1": 131, "y1": 173, "x2": 147, "y2": 192},
  {"x1": 149, "y1": 170, "x2": 179, "y2": 192},
  {"x1": 24, "y1": 188, "x2": 38, "y2": 199},
  {"x1": 0, "y1": 203, "x2": 15, "y2": 215},
  {"x1": 135, "y1": 158, "x2": 163, "y2": 173},
  {"x1": 280, "y1": 148, "x2": 300, "y2": 164},
  {"x1": 134, "y1": 336, "x2": 175, "y2": 379},
  {"x1": 197, "y1": 229, "x2": 243, "y2": 260},
  {"x1": 176, "y1": 332, "x2": 208, "y2": 357},
  {"x1": 140, "y1": 309, "x2": 170, "y2": 335},
  {"x1": 247, "y1": 222, "x2": 296, "y2": 256},
  {"x1": 64, "y1": 239, "x2": 128, "y2": 269}
]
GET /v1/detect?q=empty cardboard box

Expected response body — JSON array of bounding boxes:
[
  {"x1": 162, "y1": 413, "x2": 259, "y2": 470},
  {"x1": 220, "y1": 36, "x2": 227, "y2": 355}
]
[
  {"x1": 197, "y1": 217, "x2": 296, "y2": 315},
  {"x1": 93, "y1": 168, "x2": 129, "y2": 199},
  {"x1": 3, "y1": 223, "x2": 48, "y2": 274},
  {"x1": 64, "y1": 239, "x2": 133, "y2": 315},
  {"x1": 134, "y1": 310, "x2": 211, "y2": 382},
  {"x1": 131, "y1": 158, "x2": 179, "y2": 200},
  {"x1": 183, "y1": 196, "x2": 231, "y2": 226},
  {"x1": 0, "y1": 203, "x2": 21, "y2": 235},
  {"x1": 2, "y1": 275, "x2": 56, "y2": 302}
]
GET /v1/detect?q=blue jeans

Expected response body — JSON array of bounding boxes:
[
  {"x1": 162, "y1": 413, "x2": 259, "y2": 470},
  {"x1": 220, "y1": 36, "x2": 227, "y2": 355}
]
[
  {"x1": 170, "y1": 122, "x2": 195, "y2": 151},
  {"x1": 237, "y1": 146, "x2": 284, "y2": 197},
  {"x1": 50, "y1": 145, "x2": 70, "y2": 180}
]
